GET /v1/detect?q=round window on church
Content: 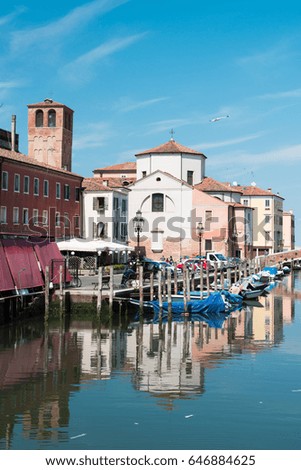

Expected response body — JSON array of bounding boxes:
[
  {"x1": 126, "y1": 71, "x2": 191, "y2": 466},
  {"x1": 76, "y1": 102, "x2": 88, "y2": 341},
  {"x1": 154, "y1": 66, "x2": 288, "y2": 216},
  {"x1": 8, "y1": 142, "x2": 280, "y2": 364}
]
[{"x1": 156, "y1": 177, "x2": 161, "y2": 182}]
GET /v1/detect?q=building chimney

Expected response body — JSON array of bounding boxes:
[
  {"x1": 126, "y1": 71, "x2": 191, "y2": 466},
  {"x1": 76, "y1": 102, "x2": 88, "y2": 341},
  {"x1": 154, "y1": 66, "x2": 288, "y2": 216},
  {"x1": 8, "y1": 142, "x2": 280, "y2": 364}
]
[{"x1": 11, "y1": 115, "x2": 16, "y2": 151}]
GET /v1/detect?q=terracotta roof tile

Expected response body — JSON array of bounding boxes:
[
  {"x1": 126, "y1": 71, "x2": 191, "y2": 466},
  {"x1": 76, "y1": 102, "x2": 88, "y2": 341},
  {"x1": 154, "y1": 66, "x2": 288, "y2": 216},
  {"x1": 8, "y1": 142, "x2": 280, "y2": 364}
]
[
  {"x1": 93, "y1": 161, "x2": 136, "y2": 172},
  {"x1": 240, "y1": 185, "x2": 284, "y2": 198},
  {"x1": 27, "y1": 99, "x2": 72, "y2": 109},
  {"x1": 82, "y1": 178, "x2": 113, "y2": 191},
  {"x1": 83, "y1": 177, "x2": 135, "y2": 191},
  {"x1": 0, "y1": 148, "x2": 81, "y2": 177},
  {"x1": 195, "y1": 177, "x2": 243, "y2": 193},
  {"x1": 135, "y1": 139, "x2": 206, "y2": 157}
]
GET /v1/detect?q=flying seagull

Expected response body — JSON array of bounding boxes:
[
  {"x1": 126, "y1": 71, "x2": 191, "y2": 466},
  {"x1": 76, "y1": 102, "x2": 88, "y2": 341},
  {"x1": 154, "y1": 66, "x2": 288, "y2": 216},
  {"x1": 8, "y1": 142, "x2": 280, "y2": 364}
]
[{"x1": 209, "y1": 115, "x2": 230, "y2": 122}]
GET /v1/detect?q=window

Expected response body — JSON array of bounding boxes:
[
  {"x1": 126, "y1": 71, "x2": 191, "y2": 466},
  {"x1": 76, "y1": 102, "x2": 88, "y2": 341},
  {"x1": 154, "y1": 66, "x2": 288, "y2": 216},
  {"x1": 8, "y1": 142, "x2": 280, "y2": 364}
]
[
  {"x1": 243, "y1": 199, "x2": 249, "y2": 206},
  {"x1": 74, "y1": 215, "x2": 80, "y2": 228},
  {"x1": 35, "y1": 110, "x2": 43, "y2": 127},
  {"x1": 93, "y1": 196, "x2": 108, "y2": 213},
  {"x1": 23, "y1": 208, "x2": 29, "y2": 225},
  {"x1": 64, "y1": 184, "x2": 70, "y2": 200},
  {"x1": 48, "y1": 109, "x2": 56, "y2": 127},
  {"x1": 42, "y1": 210, "x2": 48, "y2": 226},
  {"x1": 142, "y1": 171, "x2": 147, "y2": 178},
  {"x1": 152, "y1": 193, "x2": 164, "y2": 212},
  {"x1": 13, "y1": 207, "x2": 19, "y2": 224},
  {"x1": 265, "y1": 199, "x2": 270, "y2": 209},
  {"x1": 14, "y1": 174, "x2": 20, "y2": 192},
  {"x1": 33, "y1": 209, "x2": 39, "y2": 225},
  {"x1": 55, "y1": 212, "x2": 60, "y2": 227},
  {"x1": 113, "y1": 197, "x2": 119, "y2": 210},
  {"x1": 75, "y1": 187, "x2": 80, "y2": 202},
  {"x1": 187, "y1": 170, "x2": 194, "y2": 186},
  {"x1": 24, "y1": 176, "x2": 29, "y2": 194},
  {"x1": 0, "y1": 206, "x2": 7, "y2": 224},
  {"x1": 113, "y1": 222, "x2": 119, "y2": 238},
  {"x1": 56, "y1": 182, "x2": 61, "y2": 199},
  {"x1": 205, "y1": 239, "x2": 212, "y2": 251},
  {"x1": 121, "y1": 199, "x2": 127, "y2": 213},
  {"x1": 94, "y1": 222, "x2": 107, "y2": 238},
  {"x1": 43, "y1": 180, "x2": 49, "y2": 197},
  {"x1": 1, "y1": 171, "x2": 8, "y2": 190},
  {"x1": 265, "y1": 215, "x2": 271, "y2": 224},
  {"x1": 34, "y1": 178, "x2": 39, "y2": 196},
  {"x1": 121, "y1": 222, "x2": 127, "y2": 240}
]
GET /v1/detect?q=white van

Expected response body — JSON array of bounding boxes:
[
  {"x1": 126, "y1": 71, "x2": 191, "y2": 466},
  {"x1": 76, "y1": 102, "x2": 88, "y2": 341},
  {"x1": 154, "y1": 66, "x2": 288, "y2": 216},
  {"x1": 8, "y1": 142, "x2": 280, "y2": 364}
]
[{"x1": 206, "y1": 252, "x2": 228, "y2": 269}]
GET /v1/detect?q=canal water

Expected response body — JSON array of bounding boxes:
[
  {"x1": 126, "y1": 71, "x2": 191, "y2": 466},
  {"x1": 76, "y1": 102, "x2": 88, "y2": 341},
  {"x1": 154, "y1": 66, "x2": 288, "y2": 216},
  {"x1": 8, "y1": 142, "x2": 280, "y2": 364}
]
[{"x1": 1, "y1": 271, "x2": 301, "y2": 451}]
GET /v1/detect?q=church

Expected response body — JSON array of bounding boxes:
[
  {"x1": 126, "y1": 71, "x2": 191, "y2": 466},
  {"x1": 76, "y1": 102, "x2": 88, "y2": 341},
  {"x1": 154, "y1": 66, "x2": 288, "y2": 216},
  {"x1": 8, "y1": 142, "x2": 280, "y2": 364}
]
[{"x1": 127, "y1": 137, "x2": 253, "y2": 261}]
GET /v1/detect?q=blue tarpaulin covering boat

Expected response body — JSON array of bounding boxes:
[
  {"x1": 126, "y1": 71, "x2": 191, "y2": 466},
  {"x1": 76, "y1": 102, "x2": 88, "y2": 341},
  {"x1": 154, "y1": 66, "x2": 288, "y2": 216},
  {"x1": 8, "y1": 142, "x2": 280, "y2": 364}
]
[{"x1": 130, "y1": 291, "x2": 243, "y2": 326}]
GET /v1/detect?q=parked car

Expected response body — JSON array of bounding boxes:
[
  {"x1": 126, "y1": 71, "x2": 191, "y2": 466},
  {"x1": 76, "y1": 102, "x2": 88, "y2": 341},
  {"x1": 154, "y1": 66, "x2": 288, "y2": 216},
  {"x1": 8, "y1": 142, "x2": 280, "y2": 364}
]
[{"x1": 177, "y1": 257, "x2": 208, "y2": 272}]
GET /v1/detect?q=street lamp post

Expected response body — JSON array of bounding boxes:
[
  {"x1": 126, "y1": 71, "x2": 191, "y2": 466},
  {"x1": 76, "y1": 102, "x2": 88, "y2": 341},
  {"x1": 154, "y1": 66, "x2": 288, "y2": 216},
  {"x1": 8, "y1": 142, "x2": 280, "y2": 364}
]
[
  {"x1": 133, "y1": 209, "x2": 145, "y2": 260},
  {"x1": 197, "y1": 222, "x2": 204, "y2": 258}
]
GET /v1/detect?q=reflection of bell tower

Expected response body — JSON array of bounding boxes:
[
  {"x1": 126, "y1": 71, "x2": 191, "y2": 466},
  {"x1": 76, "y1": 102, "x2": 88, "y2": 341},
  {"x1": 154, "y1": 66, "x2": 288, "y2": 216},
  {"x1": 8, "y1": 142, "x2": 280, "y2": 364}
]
[{"x1": 28, "y1": 98, "x2": 73, "y2": 171}]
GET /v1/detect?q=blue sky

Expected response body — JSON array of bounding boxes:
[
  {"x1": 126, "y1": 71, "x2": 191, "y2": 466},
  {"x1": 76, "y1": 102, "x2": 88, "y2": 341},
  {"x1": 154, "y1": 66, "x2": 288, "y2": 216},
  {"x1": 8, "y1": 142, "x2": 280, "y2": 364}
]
[{"x1": 1, "y1": 0, "x2": 301, "y2": 244}]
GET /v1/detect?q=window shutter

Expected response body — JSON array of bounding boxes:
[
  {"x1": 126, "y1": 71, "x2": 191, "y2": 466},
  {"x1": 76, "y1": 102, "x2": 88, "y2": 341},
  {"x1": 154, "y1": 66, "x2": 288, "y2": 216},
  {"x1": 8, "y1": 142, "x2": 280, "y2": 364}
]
[{"x1": 93, "y1": 197, "x2": 98, "y2": 210}]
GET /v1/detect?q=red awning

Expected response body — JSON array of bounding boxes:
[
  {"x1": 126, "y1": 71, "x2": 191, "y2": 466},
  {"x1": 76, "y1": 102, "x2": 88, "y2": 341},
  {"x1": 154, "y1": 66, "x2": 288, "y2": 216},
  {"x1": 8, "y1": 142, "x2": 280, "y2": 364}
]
[
  {"x1": 34, "y1": 241, "x2": 72, "y2": 283},
  {"x1": 2, "y1": 239, "x2": 44, "y2": 289},
  {"x1": 0, "y1": 242, "x2": 15, "y2": 292}
]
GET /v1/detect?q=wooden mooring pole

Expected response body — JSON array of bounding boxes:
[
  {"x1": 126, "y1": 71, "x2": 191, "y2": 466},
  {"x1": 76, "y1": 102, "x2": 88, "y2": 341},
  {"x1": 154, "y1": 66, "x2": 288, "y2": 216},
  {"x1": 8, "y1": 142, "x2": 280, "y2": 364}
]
[
  {"x1": 109, "y1": 265, "x2": 114, "y2": 308},
  {"x1": 97, "y1": 266, "x2": 103, "y2": 314},
  {"x1": 150, "y1": 271, "x2": 154, "y2": 301},
  {"x1": 139, "y1": 264, "x2": 144, "y2": 312},
  {"x1": 167, "y1": 268, "x2": 172, "y2": 317},
  {"x1": 199, "y1": 265, "x2": 204, "y2": 299},
  {"x1": 45, "y1": 265, "x2": 50, "y2": 320},
  {"x1": 59, "y1": 265, "x2": 64, "y2": 315}
]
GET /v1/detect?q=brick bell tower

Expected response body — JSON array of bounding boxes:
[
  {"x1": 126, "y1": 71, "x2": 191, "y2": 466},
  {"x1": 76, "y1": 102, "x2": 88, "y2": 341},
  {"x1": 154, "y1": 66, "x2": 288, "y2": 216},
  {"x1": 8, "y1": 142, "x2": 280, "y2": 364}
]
[{"x1": 27, "y1": 98, "x2": 74, "y2": 171}]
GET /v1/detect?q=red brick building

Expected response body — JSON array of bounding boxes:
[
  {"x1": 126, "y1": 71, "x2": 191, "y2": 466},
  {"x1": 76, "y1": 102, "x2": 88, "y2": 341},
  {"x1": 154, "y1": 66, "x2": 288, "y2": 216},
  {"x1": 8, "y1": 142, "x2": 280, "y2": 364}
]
[{"x1": 0, "y1": 148, "x2": 82, "y2": 239}]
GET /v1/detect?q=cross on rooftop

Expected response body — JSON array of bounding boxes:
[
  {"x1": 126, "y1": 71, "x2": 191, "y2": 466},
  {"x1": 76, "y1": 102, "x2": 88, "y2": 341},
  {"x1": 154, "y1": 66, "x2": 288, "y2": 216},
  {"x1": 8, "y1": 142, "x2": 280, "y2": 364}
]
[{"x1": 169, "y1": 129, "x2": 175, "y2": 141}]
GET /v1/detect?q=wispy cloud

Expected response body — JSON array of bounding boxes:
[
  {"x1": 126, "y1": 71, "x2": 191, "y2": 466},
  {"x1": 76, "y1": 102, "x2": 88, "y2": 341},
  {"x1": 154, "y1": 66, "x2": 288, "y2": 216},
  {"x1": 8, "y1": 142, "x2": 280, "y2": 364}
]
[
  {"x1": 259, "y1": 88, "x2": 301, "y2": 100},
  {"x1": 145, "y1": 118, "x2": 193, "y2": 135},
  {"x1": 114, "y1": 96, "x2": 169, "y2": 113},
  {"x1": 62, "y1": 33, "x2": 146, "y2": 79},
  {"x1": 193, "y1": 133, "x2": 264, "y2": 151},
  {"x1": 237, "y1": 41, "x2": 289, "y2": 67},
  {"x1": 10, "y1": 0, "x2": 129, "y2": 51},
  {"x1": 209, "y1": 143, "x2": 301, "y2": 168},
  {"x1": 0, "y1": 80, "x2": 23, "y2": 90},
  {"x1": 0, "y1": 6, "x2": 26, "y2": 26}
]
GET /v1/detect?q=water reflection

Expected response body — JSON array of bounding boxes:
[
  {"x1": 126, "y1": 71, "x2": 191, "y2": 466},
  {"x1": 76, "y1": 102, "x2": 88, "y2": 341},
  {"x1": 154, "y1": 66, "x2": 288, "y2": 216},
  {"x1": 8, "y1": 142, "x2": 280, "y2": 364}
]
[{"x1": 0, "y1": 273, "x2": 298, "y2": 449}]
